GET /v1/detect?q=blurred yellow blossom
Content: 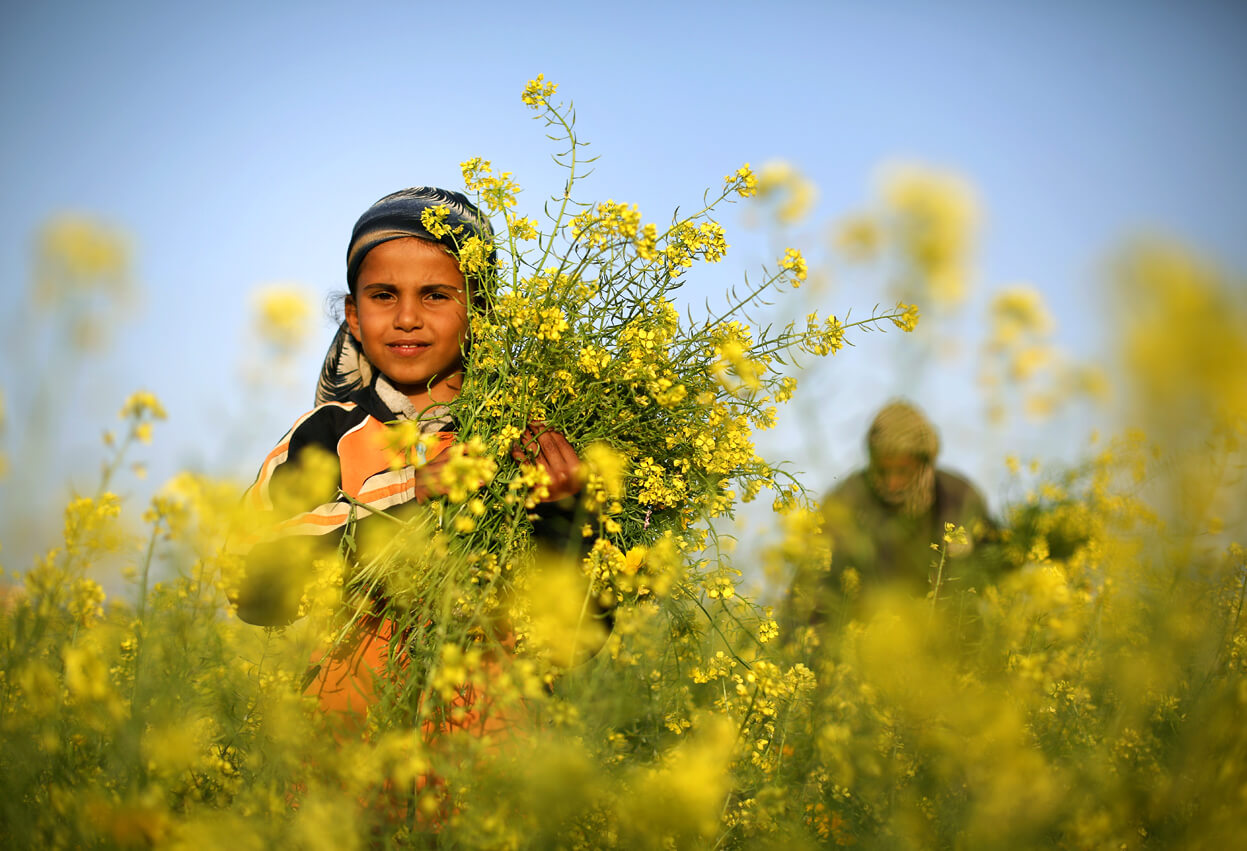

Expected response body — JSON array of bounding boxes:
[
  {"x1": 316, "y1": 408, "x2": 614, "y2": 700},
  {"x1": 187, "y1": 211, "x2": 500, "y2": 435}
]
[
  {"x1": 63, "y1": 643, "x2": 121, "y2": 716},
  {"x1": 32, "y1": 213, "x2": 136, "y2": 349},
  {"x1": 832, "y1": 213, "x2": 881, "y2": 261},
  {"x1": 1118, "y1": 240, "x2": 1247, "y2": 435},
  {"x1": 980, "y1": 285, "x2": 1103, "y2": 424},
  {"x1": 755, "y1": 159, "x2": 819, "y2": 224},
  {"x1": 436, "y1": 437, "x2": 498, "y2": 503},
  {"x1": 119, "y1": 390, "x2": 166, "y2": 422},
  {"x1": 990, "y1": 284, "x2": 1054, "y2": 343},
  {"x1": 62, "y1": 493, "x2": 125, "y2": 561},
  {"x1": 623, "y1": 716, "x2": 737, "y2": 845},
  {"x1": 252, "y1": 283, "x2": 314, "y2": 354},
  {"x1": 881, "y1": 162, "x2": 977, "y2": 307},
  {"x1": 583, "y1": 442, "x2": 628, "y2": 507},
  {"x1": 514, "y1": 554, "x2": 608, "y2": 667},
  {"x1": 33, "y1": 214, "x2": 132, "y2": 307}
]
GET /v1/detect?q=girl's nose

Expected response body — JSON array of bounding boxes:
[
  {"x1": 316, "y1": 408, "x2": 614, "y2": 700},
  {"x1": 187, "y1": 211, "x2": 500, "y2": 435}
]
[{"x1": 394, "y1": 297, "x2": 423, "y2": 329}]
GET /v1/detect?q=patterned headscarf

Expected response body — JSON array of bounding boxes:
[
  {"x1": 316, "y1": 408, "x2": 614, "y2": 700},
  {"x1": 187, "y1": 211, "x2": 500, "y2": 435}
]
[
  {"x1": 866, "y1": 400, "x2": 940, "y2": 517},
  {"x1": 345, "y1": 186, "x2": 494, "y2": 296},
  {"x1": 316, "y1": 187, "x2": 494, "y2": 406}
]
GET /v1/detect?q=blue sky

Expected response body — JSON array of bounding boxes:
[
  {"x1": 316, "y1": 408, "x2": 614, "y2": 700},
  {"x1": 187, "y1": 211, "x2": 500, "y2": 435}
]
[{"x1": 2, "y1": 0, "x2": 1245, "y2": 558}]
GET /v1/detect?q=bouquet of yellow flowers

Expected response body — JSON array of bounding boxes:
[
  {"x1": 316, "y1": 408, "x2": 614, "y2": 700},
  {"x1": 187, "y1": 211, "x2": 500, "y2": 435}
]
[{"x1": 334, "y1": 76, "x2": 915, "y2": 724}]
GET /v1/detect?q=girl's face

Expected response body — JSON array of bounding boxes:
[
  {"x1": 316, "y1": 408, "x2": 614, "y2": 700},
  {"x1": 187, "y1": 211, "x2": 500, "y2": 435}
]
[{"x1": 345, "y1": 237, "x2": 469, "y2": 410}]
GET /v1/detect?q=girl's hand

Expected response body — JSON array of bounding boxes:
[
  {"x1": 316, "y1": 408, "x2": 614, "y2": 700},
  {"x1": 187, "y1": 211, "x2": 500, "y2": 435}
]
[
  {"x1": 412, "y1": 453, "x2": 453, "y2": 501},
  {"x1": 512, "y1": 423, "x2": 583, "y2": 503}
]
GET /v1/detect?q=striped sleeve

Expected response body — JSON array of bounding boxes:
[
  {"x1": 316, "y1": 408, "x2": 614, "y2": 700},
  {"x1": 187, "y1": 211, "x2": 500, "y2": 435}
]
[
  {"x1": 231, "y1": 402, "x2": 366, "y2": 625},
  {"x1": 240, "y1": 402, "x2": 366, "y2": 541},
  {"x1": 231, "y1": 405, "x2": 458, "y2": 626}
]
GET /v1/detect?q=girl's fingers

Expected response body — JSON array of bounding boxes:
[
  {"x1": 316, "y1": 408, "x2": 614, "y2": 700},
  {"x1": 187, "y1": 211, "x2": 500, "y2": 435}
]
[
  {"x1": 511, "y1": 423, "x2": 583, "y2": 501},
  {"x1": 514, "y1": 426, "x2": 541, "y2": 459},
  {"x1": 541, "y1": 431, "x2": 581, "y2": 482},
  {"x1": 413, "y1": 455, "x2": 450, "y2": 500},
  {"x1": 510, "y1": 440, "x2": 528, "y2": 463},
  {"x1": 534, "y1": 428, "x2": 582, "y2": 499}
]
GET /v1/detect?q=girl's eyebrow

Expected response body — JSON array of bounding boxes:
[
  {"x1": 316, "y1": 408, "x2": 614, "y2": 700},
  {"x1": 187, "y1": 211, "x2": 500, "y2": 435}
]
[{"x1": 358, "y1": 281, "x2": 464, "y2": 293}]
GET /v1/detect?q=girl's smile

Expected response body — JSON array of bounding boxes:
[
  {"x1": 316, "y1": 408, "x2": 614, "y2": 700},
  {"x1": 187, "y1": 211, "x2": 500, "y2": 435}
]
[{"x1": 387, "y1": 341, "x2": 431, "y2": 355}]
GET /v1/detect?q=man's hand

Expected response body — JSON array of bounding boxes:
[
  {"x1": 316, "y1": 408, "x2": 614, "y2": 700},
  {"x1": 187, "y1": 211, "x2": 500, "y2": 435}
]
[{"x1": 511, "y1": 423, "x2": 583, "y2": 503}]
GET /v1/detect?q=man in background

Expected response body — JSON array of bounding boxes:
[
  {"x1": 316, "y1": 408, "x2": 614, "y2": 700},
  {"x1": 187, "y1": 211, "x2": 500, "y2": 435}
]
[{"x1": 788, "y1": 400, "x2": 996, "y2": 625}]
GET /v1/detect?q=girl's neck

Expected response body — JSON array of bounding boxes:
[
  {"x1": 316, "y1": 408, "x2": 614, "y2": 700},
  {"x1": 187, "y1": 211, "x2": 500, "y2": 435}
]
[{"x1": 377, "y1": 372, "x2": 462, "y2": 419}]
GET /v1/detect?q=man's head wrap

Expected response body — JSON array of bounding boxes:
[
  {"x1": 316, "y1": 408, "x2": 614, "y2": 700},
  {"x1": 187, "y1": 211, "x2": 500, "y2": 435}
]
[
  {"x1": 866, "y1": 400, "x2": 939, "y2": 517},
  {"x1": 867, "y1": 401, "x2": 940, "y2": 462},
  {"x1": 316, "y1": 187, "x2": 495, "y2": 406}
]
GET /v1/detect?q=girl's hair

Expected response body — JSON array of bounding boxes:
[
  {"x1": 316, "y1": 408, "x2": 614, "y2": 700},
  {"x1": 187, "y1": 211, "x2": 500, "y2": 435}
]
[{"x1": 345, "y1": 186, "x2": 495, "y2": 297}]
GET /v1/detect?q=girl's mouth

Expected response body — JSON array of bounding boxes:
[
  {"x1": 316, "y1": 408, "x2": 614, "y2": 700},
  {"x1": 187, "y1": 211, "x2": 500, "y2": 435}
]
[{"x1": 388, "y1": 342, "x2": 429, "y2": 356}]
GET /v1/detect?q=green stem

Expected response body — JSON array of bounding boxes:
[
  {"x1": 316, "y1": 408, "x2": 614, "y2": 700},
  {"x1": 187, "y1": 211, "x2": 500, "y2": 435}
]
[
  {"x1": 532, "y1": 104, "x2": 582, "y2": 273},
  {"x1": 690, "y1": 592, "x2": 753, "y2": 671},
  {"x1": 135, "y1": 521, "x2": 159, "y2": 624},
  {"x1": 930, "y1": 544, "x2": 949, "y2": 616}
]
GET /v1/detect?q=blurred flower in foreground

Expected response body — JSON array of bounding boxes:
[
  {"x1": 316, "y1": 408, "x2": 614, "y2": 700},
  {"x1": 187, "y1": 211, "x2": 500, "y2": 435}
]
[
  {"x1": 880, "y1": 162, "x2": 978, "y2": 308},
  {"x1": 1115, "y1": 241, "x2": 1247, "y2": 534},
  {"x1": 623, "y1": 715, "x2": 737, "y2": 846},
  {"x1": 1117, "y1": 240, "x2": 1247, "y2": 437},
  {"x1": 754, "y1": 160, "x2": 819, "y2": 225},
  {"x1": 251, "y1": 284, "x2": 315, "y2": 355},
  {"x1": 513, "y1": 553, "x2": 609, "y2": 668}
]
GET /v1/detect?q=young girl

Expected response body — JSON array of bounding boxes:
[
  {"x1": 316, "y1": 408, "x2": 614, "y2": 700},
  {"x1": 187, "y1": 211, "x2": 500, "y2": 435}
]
[{"x1": 232, "y1": 187, "x2": 586, "y2": 725}]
